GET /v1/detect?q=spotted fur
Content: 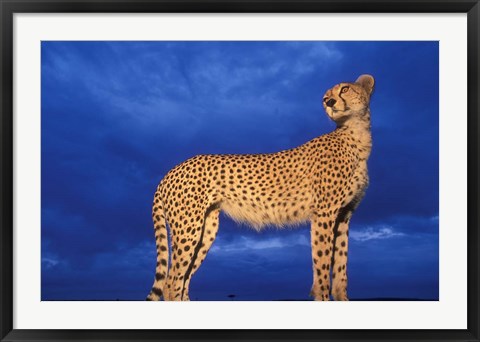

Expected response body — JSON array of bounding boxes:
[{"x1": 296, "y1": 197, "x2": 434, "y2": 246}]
[{"x1": 146, "y1": 74, "x2": 375, "y2": 301}]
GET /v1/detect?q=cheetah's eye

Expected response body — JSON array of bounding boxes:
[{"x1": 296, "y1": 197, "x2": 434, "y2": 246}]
[{"x1": 341, "y1": 86, "x2": 349, "y2": 93}]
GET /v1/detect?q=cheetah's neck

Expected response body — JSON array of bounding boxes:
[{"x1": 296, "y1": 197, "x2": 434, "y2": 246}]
[{"x1": 336, "y1": 109, "x2": 372, "y2": 160}]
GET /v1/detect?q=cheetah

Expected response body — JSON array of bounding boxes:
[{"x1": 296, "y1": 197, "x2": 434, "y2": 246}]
[{"x1": 146, "y1": 74, "x2": 375, "y2": 301}]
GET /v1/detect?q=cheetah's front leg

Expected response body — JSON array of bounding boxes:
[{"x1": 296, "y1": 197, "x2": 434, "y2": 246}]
[
  {"x1": 310, "y1": 212, "x2": 336, "y2": 301},
  {"x1": 331, "y1": 210, "x2": 351, "y2": 301}
]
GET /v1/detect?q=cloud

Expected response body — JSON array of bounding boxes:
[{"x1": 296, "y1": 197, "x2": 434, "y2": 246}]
[
  {"x1": 210, "y1": 232, "x2": 310, "y2": 254},
  {"x1": 349, "y1": 214, "x2": 439, "y2": 242},
  {"x1": 283, "y1": 41, "x2": 343, "y2": 75},
  {"x1": 41, "y1": 257, "x2": 60, "y2": 270},
  {"x1": 92, "y1": 240, "x2": 155, "y2": 270},
  {"x1": 350, "y1": 226, "x2": 405, "y2": 242},
  {"x1": 42, "y1": 239, "x2": 156, "y2": 300}
]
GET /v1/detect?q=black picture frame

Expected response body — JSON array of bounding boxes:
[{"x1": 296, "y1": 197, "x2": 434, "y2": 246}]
[{"x1": 1, "y1": 0, "x2": 479, "y2": 341}]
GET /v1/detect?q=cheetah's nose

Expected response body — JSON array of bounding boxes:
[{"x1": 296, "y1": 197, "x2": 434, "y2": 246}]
[{"x1": 325, "y1": 98, "x2": 337, "y2": 107}]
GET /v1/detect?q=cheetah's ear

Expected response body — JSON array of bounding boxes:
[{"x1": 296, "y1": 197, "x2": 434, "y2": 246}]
[{"x1": 356, "y1": 74, "x2": 375, "y2": 95}]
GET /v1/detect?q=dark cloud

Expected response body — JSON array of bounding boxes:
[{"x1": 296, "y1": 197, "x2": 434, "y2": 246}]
[{"x1": 41, "y1": 41, "x2": 439, "y2": 300}]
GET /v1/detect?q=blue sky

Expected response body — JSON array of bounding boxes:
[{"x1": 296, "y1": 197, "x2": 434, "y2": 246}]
[{"x1": 41, "y1": 41, "x2": 439, "y2": 301}]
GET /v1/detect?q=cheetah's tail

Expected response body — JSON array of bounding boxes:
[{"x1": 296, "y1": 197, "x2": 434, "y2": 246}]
[{"x1": 146, "y1": 189, "x2": 169, "y2": 301}]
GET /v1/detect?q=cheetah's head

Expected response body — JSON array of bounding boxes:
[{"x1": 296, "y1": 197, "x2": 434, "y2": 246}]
[{"x1": 322, "y1": 74, "x2": 375, "y2": 125}]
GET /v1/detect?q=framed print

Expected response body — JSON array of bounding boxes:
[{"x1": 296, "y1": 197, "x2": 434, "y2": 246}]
[{"x1": 1, "y1": 1, "x2": 479, "y2": 341}]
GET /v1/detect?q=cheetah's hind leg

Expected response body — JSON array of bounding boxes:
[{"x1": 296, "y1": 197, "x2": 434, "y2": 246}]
[
  {"x1": 164, "y1": 205, "x2": 220, "y2": 301},
  {"x1": 181, "y1": 206, "x2": 220, "y2": 300}
]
